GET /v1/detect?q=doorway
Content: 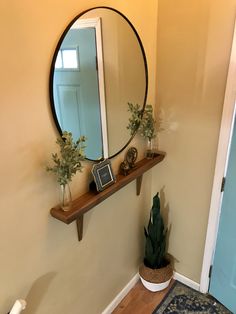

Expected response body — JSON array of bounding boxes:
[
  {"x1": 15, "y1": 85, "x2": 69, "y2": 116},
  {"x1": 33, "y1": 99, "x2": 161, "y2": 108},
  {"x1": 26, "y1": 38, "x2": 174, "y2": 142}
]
[
  {"x1": 208, "y1": 115, "x2": 236, "y2": 312},
  {"x1": 200, "y1": 20, "x2": 236, "y2": 310}
]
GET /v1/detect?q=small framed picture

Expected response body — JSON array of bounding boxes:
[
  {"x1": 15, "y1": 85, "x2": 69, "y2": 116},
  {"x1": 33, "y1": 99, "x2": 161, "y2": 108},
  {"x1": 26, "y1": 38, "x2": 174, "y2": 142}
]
[{"x1": 91, "y1": 159, "x2": 116, "y2": 192}]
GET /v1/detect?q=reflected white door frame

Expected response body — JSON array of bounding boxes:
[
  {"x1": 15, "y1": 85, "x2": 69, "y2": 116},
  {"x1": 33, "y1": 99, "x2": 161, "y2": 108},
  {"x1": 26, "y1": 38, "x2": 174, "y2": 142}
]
[{"x1": 72, "y1": 17, "x2": 109, "y2": 158}]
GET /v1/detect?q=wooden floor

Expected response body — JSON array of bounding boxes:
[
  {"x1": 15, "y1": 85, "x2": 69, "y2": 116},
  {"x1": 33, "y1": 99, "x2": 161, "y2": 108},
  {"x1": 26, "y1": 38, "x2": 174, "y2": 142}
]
[{"x1": 112, "y1": 280, "x2": 175, "y2": 314}]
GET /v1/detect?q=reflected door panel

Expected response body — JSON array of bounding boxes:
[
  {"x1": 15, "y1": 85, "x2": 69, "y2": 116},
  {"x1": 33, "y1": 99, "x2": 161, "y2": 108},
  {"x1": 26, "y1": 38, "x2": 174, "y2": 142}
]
[
  {"x1": 54, "y1": 27, "x2": 103, "y2": 160},
  {"x1": 56, "y1": 85, "x2": 82, "y2": 136}
]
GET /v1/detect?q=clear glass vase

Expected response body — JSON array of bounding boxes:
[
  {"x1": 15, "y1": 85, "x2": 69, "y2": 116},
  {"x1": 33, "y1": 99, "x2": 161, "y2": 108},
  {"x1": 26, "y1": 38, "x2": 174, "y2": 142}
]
[
  {"x1": 146, "y1": 138, "x2": 159, "y2": 159},
  {"x1": 60, "y1": 183, "x2": 72, "y2": 211},
  {"x1": 146, "y1": 139, "x2": 155, "y2": 159}
]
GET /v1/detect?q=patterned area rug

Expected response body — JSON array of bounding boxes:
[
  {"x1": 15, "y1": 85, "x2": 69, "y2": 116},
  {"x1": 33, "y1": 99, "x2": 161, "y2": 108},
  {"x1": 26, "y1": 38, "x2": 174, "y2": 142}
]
[{"x1": 153, "y1": 281, "x2": 232, "y2": 313}]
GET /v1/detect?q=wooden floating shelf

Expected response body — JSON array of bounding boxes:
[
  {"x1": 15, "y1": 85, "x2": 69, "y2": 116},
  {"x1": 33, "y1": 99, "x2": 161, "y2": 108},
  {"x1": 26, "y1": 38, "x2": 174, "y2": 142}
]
[{"x1": 50, "y1": 152, "x2": 166, "y2": 241}]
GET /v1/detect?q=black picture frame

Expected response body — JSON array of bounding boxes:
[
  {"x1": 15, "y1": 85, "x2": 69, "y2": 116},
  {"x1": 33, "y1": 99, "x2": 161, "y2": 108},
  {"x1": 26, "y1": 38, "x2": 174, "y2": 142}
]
[{"x1": 91, "y1": 159, "x2": 116, "y2": 191}]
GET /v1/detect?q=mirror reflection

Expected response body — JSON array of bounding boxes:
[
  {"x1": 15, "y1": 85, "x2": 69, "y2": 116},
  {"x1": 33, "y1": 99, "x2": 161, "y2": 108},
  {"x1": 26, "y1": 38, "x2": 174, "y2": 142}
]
[{"x1": 50, "y1": 7, "x2": 148, "y2": 161}]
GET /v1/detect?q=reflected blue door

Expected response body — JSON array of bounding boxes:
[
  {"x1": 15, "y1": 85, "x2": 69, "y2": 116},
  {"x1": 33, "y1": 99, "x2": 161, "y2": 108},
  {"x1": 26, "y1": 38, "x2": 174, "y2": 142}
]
[
  {"x1": 54, "y1": 27, "x2": 103, "y2": 160},
  {"x1": 209, "y1": 117, "x2": 236, "y2": 313}
]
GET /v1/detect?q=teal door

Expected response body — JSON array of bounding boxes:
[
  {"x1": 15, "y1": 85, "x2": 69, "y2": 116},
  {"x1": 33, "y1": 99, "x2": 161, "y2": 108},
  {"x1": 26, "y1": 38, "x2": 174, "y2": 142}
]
[
  {"x1": 54, "y1": 27, "x2": 103, "y2": 160},
  {"x1": 209, "y1": 117, "x2": 236, "y2": 312}
]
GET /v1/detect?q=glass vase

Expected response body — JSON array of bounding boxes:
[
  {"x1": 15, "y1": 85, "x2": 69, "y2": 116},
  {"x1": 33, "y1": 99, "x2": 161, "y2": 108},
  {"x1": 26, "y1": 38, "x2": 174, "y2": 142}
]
[
  {"x1": 146, "y1": 138, "x2": 159, "y2": 159},
  {"x1": 60, "y1": 183, "x2": 72, "y2": 211},
  {"x1": 146, "y1": 139, "x2": 155, "y2": 159}
]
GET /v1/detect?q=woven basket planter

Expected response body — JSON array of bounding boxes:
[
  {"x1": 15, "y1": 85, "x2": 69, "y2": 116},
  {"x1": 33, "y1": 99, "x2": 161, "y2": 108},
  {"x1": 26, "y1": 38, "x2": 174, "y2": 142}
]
[{"x1": 139, "y1": 263, "x2": 173, "y2": 292}]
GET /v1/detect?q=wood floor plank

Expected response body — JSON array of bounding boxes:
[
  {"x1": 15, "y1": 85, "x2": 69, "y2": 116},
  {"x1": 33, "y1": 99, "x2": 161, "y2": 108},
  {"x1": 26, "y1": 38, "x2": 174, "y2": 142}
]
[{"x1": 112, "y1": 280, "x2": 175, "y2": 314}]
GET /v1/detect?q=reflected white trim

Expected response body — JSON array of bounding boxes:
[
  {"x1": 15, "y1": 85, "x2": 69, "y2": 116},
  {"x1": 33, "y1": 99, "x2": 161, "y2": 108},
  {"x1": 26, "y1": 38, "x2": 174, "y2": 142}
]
[{"x1": 72, "y1": 17, "x2": 109, "y2": 158}]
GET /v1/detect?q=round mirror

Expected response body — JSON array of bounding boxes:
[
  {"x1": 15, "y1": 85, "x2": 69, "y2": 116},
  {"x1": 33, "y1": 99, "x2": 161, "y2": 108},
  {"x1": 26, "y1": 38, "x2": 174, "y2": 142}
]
[{"x1": 49, "y1": 6, "x2": 148, "y2": 161}]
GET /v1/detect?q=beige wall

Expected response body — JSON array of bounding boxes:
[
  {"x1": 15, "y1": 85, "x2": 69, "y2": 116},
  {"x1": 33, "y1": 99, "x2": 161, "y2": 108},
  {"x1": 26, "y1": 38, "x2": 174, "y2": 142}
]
[
  {"x1": 0, "y1": 1, "x2": 158, "y2": 313},
  {"x1": 2, "y1": 0, "x2": 236, "y2": 312},
  {"x1": 153, "y1": 0, "x2": 236, "y2": 282}
]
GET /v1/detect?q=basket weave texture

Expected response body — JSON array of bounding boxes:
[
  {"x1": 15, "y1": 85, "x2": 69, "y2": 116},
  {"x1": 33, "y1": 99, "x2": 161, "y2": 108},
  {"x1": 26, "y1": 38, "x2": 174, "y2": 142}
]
[{"x1": 139, "y1": 263, "x2": 173, "y2": 284}]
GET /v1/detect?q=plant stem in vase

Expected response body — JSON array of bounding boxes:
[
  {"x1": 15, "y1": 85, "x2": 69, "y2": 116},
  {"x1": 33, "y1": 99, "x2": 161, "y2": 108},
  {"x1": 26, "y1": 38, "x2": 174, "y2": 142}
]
[
  {"x1": 146, "y1": 139, "x2": 154, "y2": 159},
  {"x1": 60, "y1": 183, "x2": 72, "y2": 211},
  {"x1": 46, "y1": 131, "x2": 86, "y2": 212}
]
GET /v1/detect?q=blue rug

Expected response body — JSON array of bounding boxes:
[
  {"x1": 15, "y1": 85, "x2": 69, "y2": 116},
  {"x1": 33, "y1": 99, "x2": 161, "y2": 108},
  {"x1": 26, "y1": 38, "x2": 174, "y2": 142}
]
[{"x1": 153, "y1": 281, "x2": 232, "y2": 313}]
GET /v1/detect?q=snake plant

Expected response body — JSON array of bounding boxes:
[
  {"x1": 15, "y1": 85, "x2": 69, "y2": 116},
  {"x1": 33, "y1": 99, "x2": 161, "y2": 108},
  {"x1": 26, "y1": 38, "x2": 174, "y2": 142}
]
[{"x1": 144, "y1": 193, "x2": 167, "y2": 269}]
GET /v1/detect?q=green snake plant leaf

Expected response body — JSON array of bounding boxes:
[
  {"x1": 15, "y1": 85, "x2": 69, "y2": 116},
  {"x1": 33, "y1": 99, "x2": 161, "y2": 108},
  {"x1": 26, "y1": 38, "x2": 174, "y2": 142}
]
[{"x1": 143, "y1": 193, "x2": 168, "y2": 269}]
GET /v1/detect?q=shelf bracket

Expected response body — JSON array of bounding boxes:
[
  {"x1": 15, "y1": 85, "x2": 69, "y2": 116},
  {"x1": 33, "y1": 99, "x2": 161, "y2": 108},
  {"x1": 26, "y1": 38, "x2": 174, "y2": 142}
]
[
  {"x1": 136, "y1": 175, "x2": 143, "y2": 195},
  {"x1": 76, "y1": 215, "x2": 84, "y2": 241}
]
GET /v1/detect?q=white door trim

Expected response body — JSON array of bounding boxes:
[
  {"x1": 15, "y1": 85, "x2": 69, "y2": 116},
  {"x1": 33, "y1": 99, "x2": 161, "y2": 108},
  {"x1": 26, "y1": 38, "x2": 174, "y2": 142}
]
[
  {"x1": 200, "y1": 21, "x2": 236, "y2": 293},
  {"x1": 72, "y1": 17, "x2": 109, "y2": 158}
]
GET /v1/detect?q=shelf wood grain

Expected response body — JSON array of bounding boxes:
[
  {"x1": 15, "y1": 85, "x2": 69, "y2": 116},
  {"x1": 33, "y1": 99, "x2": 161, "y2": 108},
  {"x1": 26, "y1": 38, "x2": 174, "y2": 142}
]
[{"x1": 50, "y1": 152, "x2": 166, "y2": 240}]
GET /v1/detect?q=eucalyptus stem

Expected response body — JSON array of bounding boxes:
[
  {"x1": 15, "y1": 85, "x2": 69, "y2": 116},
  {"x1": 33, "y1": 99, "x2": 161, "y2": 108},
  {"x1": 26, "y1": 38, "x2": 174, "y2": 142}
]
[
  {"x1": 46, "y1": 131, "x2": 86, "y2": 185},
  {"x1": 127, "y1": 103, "x2": 156, "y2": 140}
]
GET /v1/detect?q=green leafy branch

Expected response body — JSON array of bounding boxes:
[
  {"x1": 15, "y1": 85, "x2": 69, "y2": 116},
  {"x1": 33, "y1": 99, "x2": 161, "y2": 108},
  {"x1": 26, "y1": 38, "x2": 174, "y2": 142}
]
[
  {"x1": 127, "y1": 103, "x2": 157, "y2": 141},
  {"x1": 46, "y1": 131, "x2": 86, "y2": 186}
]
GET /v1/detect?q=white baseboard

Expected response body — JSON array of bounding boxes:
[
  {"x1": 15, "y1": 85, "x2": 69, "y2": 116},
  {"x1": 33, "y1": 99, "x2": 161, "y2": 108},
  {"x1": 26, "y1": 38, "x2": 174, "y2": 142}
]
[
  {"x1": 101, "y1": 273, "x2": 139, "y2": 314},
  {"x1": 173, "y1": 271, "x2": 200, "y2": 291},
  {"x1": 102, "y1": 271, "x2": 200, "y2": 313}
]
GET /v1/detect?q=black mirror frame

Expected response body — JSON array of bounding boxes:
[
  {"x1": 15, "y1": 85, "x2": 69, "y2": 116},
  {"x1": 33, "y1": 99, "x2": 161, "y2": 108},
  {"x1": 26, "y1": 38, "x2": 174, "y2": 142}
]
[{"x1": 49, "y1": 6, "x2": 148, "y2": 161}]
